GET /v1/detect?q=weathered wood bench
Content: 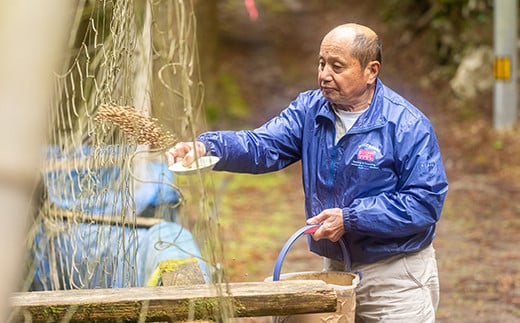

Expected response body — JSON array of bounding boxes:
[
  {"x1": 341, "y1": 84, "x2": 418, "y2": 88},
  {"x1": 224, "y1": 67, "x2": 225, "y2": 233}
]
[{"x1": 8, "y1": 280, "x2": 337, "y2": 322}]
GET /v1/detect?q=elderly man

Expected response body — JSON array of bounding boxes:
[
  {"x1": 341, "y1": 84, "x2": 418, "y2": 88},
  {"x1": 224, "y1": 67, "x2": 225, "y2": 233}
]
[{"x1": 166, "y1": 23, "x2": 448, "y2": 322}]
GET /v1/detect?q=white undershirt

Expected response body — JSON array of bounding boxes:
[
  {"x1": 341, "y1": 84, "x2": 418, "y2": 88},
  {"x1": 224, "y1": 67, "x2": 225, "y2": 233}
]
[{"x1": 332, "y1": 105, "x2": 368, "y2": 144}]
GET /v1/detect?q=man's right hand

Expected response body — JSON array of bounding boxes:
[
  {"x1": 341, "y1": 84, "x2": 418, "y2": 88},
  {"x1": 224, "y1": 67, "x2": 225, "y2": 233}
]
[{"x1": 165, "y1": 141, "x2": 206, "y2": 167}]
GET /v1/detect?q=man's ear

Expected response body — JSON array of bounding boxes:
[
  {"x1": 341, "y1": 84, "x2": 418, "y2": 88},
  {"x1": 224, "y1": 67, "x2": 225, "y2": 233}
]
[{"x1": 366, "y1": 61, "x2": 380, "y2": 84}]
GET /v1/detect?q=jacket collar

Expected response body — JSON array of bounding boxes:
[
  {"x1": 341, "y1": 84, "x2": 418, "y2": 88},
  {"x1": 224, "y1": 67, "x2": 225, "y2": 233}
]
[{"x1": 315, "y1": 78, "x2": 387, "y2": 133}]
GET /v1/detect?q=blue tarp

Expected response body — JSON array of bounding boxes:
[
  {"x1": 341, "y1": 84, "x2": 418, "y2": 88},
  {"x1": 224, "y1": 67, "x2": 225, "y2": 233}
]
[
  {"x1": 44, "y1": 145, "x2": 180, "y2": 215},
  {"x1": 31, "y1": 221, "x2": 208, "y2": 289},
  {"x1": 30, "y1": 146, "x2": 208, "y2": 290}
]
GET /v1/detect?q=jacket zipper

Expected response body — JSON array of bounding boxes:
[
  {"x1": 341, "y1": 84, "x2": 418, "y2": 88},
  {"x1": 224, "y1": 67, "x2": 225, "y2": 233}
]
[{"x1": 326, "y1": 141, "x2": 337, "y2": 209}]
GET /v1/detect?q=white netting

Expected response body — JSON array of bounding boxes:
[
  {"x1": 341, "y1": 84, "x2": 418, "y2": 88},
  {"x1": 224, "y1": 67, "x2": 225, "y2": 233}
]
[{"x1": 21, "y1": 0, "x2": 231, "y2": 319}]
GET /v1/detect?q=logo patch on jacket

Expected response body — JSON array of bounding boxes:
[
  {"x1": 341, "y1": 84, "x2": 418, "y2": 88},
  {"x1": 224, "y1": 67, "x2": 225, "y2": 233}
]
[
  {"x1": 351, "y1": 144, "x2": 381, "y2": 169},
  {"x1": 357, "y1": 149, "x2": 375, "y2": 161}
]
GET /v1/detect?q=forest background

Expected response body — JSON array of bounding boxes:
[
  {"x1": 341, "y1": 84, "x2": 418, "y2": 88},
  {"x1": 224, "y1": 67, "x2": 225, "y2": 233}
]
[{"x1": 186, "y1": 1, "x2": 520, "y2": 322}]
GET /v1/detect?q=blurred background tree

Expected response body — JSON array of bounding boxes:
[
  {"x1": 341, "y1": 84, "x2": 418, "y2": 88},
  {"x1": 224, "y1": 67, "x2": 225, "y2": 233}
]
[
  {"x1": 381, "y1": 0, "x2": 493, "y2": 65},
  {"x1": 194, "y1": 0, "x2": 498, "y2": 128}
]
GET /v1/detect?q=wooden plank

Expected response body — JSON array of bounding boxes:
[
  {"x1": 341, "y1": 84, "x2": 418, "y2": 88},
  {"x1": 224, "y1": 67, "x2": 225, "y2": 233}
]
[
  {"x1": 49, "y1": 208, "x2": 165, "y2": 228},
  {"x1": 8, "y1": 280, "x2": 337, "y2": 322}
]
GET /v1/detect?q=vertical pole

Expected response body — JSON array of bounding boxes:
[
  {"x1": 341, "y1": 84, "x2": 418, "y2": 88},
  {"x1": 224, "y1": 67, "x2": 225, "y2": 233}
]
[
  {"x1": 0, "y1": 0, "x2": 71, "y2": 320},
  {"x1": 493, "y1": 0, "x2": 518, "y2": 130}
]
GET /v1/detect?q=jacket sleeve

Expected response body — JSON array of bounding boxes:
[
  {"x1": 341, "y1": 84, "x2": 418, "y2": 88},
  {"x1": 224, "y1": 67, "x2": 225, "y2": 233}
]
[
  {"x1": 343, "y1": 118, "x2": 448, "y2": 238},
  {"x1": 197, "y1": 94, "x2": 309, "y2": 174}
]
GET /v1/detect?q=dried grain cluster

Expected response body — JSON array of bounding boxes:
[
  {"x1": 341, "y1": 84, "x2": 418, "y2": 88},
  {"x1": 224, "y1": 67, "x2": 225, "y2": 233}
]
[{"x1": 94, "y1": 105, "x2": 176, "y2": 148}]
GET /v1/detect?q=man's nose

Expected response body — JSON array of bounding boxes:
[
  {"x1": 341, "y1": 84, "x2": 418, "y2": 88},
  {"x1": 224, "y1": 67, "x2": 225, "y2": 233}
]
[{"x1": 319, "y1": 65, "x2": 333, "y2": 81}]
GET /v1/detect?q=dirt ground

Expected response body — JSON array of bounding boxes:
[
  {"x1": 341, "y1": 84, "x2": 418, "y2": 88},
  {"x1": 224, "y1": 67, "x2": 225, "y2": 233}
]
[{"x1": 195, "y1": 2, "x2": 520, "y2": 322}]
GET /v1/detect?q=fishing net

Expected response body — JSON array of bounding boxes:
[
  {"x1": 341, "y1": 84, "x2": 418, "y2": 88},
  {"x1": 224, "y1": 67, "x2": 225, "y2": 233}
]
[{"x1": 21, "y1": 0, "x2": 232, "y2": 320}]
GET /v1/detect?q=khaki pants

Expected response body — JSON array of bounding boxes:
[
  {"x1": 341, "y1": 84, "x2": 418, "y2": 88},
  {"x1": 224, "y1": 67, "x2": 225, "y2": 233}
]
[{"x1": 324, "y1": 244, "x2": 439, "y2": 323}]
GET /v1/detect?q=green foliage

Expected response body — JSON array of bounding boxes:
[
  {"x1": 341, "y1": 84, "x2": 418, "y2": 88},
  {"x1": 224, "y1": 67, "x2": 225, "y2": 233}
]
[
  {"x1": 215, "y1": 170, "x2": 303, "y2": 280},
  {"x1": 381, "y1": 0, "x2": 493, "y2": 65},
  {"x1": 218, "y1": 72, "x2": 249, "y2": 119},
  {"x1": 255, "y1": 0, "x2": 288, "y2": 13},
  {"x1": 205, "y1": 71, "x2": 251, "y2": 128},
  {"x1": 492, "y1": 139, "x2": 504, "y2": 150}
]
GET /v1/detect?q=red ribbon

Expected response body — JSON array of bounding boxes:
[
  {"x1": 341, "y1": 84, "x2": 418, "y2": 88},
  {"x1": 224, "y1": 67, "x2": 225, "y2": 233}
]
[{"x1": 244, "y1": 0, "x2": 258, "y2": 21}]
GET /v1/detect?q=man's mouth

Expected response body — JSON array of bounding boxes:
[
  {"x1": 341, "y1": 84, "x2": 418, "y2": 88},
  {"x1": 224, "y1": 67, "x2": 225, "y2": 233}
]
[{"x1": 321, "y1": 87, "x2": 336, "y2": 93}]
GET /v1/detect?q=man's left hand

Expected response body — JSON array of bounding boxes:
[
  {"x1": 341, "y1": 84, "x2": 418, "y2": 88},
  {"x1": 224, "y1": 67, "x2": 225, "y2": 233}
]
[{"x1": 306, "y1": 208, "x2": 345, "y2": 242}]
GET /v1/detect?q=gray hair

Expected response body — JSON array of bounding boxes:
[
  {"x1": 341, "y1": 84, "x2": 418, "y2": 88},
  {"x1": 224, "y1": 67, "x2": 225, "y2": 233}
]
[{"x1": 351, "y1": 33, "x2": 382, "y2": 68}]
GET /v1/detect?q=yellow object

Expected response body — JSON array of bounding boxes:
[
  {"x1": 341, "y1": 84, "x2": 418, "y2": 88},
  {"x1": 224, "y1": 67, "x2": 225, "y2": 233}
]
[
  {"x1": 494, "y1": 56, "x2": 511, "y2": 80},
  {"x1": 146, "y1": 258, "x2": 204, "y2": 286}
]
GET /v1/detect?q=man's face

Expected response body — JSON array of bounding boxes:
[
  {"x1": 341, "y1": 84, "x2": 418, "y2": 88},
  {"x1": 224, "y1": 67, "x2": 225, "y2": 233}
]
[{"x1": 318, "y1": 37, "x2": 373, "y2": 109}]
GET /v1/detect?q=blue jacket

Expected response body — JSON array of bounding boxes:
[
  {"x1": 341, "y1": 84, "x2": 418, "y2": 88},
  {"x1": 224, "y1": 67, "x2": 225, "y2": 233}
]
[{"x1": 198, "y1": 79, "x2": 448, "y2": 264}]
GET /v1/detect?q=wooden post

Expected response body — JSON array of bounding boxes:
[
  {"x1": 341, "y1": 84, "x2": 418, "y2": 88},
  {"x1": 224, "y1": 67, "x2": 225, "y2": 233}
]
[
  {"x1": 0, "y1": 1, "x2": 71, "y2": 320},
  {"x1": 8, "y1": 280, "x2": 337, "y2": 322}
]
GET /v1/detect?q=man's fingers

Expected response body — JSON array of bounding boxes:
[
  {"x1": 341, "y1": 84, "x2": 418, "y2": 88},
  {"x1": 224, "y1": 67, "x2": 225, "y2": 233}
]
[
  {"x1": 306, "y1": 214, "x2": 324, "y2": 225},
  {"x1": 182, "y1": 149, "x2": 197, "y2": 166},
  {"x1": 164, "y1": 143, "x2": 191, "y2": 166},
  {"x1": 173, "y1": 142, "x2": 191, "y2": 158},
  {"x1": 165, "y1": 141, "x2": 207, "y2": 167},
  {"x1": 307, "y1": 208, "x2": 345, "y2": 242}
]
